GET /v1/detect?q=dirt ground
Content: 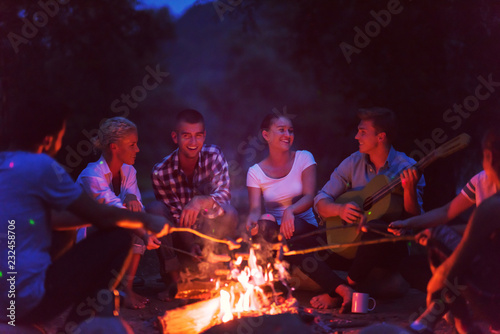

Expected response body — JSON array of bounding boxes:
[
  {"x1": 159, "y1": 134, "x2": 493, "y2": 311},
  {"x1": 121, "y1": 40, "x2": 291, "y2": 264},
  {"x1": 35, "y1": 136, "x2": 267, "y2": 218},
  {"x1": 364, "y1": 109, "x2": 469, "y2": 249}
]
[
  {"x1": 118, "y1": 250, "x2": 462, "y2": 334},
  {"x1": 41, "y1": 251, "x2": 492, "y2": 333},
  {"x1": 119, "y1": 275, "x2": 457, "y2": 334}
]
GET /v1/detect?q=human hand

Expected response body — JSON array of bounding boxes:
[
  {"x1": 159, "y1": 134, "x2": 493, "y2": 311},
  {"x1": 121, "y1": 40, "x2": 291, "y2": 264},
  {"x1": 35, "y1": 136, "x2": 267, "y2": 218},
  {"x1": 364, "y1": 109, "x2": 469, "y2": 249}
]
[
  {"x1": 124, "y1": 194, "x2": 142, "y2": 212},
  {"x1": 415, "y1": 228, "x2": 432, "y2": 247},
  {"x1": 246, "y1": 214, "x2": 259, "y2": 236},
  {"x1": 340, "y1": 202, "x2": 362, "y2": 224},
  {"x1": 180, "y1": 197, "x2": 202, "y2": 227},
  {"x1": 400, "y1": 168, "x2": 419, "y2": 192},
  {"x1": 144, "y1": 234, "x2": 161, "y2": 250},
  {"x1": 388, "y1": 219, "x2": 411, "y2": 236},
  {"x1": 280, "y1": 208, "x2": 295, "y2": 239}
]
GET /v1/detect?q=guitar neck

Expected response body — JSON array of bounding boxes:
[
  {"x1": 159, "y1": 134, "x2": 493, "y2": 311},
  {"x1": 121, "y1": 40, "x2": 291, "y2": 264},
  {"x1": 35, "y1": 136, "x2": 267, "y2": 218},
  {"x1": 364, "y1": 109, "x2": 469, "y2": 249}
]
[{"x1": 365, "y1": 134, "x2": 468, "y2": 210}]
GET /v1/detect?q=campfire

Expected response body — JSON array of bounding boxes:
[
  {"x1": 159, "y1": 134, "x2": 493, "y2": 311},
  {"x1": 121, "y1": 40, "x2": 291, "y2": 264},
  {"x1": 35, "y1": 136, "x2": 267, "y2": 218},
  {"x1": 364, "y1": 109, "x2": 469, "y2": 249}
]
[{"x1": 158, "y1": 245, "x2": 299, "y2": 334}]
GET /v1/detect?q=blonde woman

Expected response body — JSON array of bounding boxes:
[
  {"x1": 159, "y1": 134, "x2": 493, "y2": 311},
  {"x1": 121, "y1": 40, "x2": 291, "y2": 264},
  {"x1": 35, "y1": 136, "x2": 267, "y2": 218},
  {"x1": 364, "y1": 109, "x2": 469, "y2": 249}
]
[{"x1": 77, "y1": 117, "x2": 160, "y2": 309}]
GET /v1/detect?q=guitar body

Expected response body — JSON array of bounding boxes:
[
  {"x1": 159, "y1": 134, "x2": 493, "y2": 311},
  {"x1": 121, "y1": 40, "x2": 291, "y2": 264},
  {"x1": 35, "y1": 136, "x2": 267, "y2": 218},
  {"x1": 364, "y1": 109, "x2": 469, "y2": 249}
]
[{"x1": 325, "y1": 174, "x2": 403, "y2": 259}]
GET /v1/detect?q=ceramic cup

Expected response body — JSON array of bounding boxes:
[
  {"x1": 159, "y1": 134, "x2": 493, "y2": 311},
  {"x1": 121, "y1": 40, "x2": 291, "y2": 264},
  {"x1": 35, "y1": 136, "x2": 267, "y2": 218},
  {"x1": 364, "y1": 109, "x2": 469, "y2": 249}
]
[{"x1": 351, "y1": 292, "x2": 376, "y2": 313}]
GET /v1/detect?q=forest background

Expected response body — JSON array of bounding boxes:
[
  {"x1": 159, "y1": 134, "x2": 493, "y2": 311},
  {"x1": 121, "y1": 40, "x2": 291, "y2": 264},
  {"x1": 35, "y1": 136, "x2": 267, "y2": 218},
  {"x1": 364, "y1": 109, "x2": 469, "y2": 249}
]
[{"x1": 1, "y1": 0, "x2": 499, "y2": 222}]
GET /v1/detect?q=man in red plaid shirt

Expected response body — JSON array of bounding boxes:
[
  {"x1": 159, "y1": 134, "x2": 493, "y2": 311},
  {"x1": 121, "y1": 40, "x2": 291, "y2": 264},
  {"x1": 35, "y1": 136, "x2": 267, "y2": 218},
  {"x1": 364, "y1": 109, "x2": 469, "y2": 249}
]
[{"x1": 148, "y1": 109, "x2": 237, "y2": 301}]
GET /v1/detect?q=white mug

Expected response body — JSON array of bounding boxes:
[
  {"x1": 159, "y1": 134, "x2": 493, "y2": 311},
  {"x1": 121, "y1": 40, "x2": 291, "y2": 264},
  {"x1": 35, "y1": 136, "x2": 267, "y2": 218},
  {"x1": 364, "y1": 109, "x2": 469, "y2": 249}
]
[{"x1": 351, "y1": 292, "x2": 376, "y2": 313}]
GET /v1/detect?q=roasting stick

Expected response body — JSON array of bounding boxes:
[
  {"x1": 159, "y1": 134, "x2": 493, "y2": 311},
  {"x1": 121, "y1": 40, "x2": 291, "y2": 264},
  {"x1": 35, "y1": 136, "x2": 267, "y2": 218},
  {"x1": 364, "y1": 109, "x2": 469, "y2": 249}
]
[
  {"x1": 288, "y1": 223, "x2": 360, "y2": 243},
  {"x1": 167, "y1": 226, "x2": 242, "y2": 250},
  {"x1": 282, "y1": 235, "x2": 415, "y2": 256},
  {"x1": 288, "y1": 220, "x2": 396, "y2": 243},
  {"x1": 161, "y1": 245, "x2": 203, "y2": 262}
]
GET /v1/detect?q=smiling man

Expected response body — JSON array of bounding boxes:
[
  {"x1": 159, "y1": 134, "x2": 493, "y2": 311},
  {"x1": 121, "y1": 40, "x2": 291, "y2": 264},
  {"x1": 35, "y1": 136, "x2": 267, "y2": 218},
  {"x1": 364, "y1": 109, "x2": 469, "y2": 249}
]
[
  {"x1": 149, "y1": 109, "x2": 237, "y2": 301},
  {"x1": 312, "y1": 107, "x2": 426, "y2": 306}
]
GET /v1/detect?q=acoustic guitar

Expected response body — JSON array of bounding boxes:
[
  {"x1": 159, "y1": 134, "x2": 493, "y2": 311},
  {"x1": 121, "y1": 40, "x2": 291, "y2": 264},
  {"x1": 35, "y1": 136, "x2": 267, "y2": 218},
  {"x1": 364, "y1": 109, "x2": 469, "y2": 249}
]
[{"x1": 325, "y1": 133, "x2": 471, "y2": 259}]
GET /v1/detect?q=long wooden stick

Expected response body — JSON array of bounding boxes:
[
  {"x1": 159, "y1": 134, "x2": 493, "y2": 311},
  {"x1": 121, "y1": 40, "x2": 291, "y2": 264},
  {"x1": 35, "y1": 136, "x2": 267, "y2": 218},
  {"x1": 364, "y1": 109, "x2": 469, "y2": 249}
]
[
  {"x1": 288, "y1": 223, "x2": 360, "y2": 242},
  {"x1": 169, "y1": 227, "x2": 241, "y2": 250},
  {"x1": 283, "y1": 235, "x2": 415, "y2": 256}
]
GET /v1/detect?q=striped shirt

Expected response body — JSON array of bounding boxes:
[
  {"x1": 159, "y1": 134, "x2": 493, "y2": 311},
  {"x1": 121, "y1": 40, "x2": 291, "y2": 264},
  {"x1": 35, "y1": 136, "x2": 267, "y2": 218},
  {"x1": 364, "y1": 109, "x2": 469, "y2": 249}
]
[
  {"x1": 461, "y1": 170, "x2": 498, "y2": 206},
  {"x1": 152, "y1": 145, "x2": 231, "y2": 225}
]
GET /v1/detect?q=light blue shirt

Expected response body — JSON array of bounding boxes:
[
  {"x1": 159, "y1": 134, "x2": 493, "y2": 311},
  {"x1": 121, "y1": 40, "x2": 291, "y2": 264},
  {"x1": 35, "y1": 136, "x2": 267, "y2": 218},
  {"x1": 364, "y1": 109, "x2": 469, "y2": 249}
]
[
  {"x1": 314, "y1": 146, "x2": 425, "y2": 216},
  {"x1": 0, "y1": 152, "x2": 82, "y2": 319}
]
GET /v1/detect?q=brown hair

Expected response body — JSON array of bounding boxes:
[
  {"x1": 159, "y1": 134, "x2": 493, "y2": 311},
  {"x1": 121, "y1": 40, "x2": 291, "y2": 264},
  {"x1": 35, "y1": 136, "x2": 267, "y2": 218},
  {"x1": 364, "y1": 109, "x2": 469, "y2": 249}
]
[
  {"x1": 260, "y1": 114, "x2": 292, "y2": 132},
  {"x1": 482, "y1": 125, "x2": 500, "y2": 176},
  {"x1": 357, "y1": 107, "x2": 396, "y2": 143},
  {"x1": 175, "y1": 109, "x2": 205, "y2": 131},
  {"x1": 3, "y1": 98, "x2": 70, "y2": 151}
]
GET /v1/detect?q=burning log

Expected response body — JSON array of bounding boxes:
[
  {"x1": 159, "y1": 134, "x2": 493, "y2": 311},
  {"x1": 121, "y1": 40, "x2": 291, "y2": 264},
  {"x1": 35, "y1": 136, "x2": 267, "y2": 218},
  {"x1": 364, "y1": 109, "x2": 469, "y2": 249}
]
[
  {"x1": 175, "y1": 281, "x2": 217, "y2": 300},
  {"x1": 200, "y1": 313, "x2": 313, "y2": 334},
  {"x1": 158, "y1": 297, "x2": 221, "y2": 334},
  {"x1": 160, "y1": 246, "x2": 300, "y2": 334}
]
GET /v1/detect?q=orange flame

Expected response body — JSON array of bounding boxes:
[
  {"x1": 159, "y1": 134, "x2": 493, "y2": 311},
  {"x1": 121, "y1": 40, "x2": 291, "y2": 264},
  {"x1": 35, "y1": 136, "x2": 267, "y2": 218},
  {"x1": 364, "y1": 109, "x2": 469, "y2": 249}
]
[{"x1": 218, "y1": 247, "x2": 296, "y2": 323}]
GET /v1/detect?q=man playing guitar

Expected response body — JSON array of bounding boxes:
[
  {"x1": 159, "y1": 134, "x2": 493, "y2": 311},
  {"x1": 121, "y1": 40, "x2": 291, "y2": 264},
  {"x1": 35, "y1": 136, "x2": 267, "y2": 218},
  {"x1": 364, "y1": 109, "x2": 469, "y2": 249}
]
[{"x1": 311, "y1": 107, "x2": 425, "y2": 308}]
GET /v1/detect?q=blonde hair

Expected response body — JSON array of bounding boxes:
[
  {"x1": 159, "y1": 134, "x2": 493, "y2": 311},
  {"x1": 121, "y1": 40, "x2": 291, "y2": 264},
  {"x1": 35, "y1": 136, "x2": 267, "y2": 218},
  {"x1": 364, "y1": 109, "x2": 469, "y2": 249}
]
[{"x1": 92, "y1": 117, "x2": 137, "y2": 153}]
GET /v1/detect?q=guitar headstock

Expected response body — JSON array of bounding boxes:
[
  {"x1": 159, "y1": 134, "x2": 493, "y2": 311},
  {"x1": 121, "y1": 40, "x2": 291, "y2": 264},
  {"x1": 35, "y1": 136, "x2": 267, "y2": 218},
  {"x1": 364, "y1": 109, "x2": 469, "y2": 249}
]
[{"x1": 434, "y1": 133, "x2": 471, "y2": 159}]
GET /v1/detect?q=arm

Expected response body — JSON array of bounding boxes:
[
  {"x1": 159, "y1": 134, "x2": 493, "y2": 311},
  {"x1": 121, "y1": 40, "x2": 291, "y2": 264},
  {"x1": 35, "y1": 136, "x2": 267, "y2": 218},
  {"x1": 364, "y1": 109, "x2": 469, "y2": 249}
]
[
  {"x1": 426, "y1": 196, "x2": 500, "y2": 299},
  {"x1": 152, "y1": 168, "x2": 182, "y2": 225},
  {"x1": 389, "y1": 193, "x2": 474, "y2": 232},
  {"x1": 281, "y1": 164, "x2": 316, "y2": 239},
  {"x1": 59, "y1": 192, "x2": 169, "y2": 236},
  {"x1": 314, "y1": 157, "x2": 363, "y2": 223},
  {"x1": 206, "y1": 149, "x2": 231, "y2": 207},
  {"x1": 51, "y1": 210, "x2": 91, "y2": 230},
  {"x1": 135, "y1": 227, "x2": 161, "y2": 250},
  {"x1": 122, "y1": 167, "x2": 143, "y2": 212},
  {"x1": 287, "y1": 164, "x2": 316, "y2": 215},
  {"x1": 180, "y1": 195, "x2": 216, "y2": 227},
  {"x1": 78, "y1": 175, "x2": 126, "y2": 209},
  {"x1": 181, "y1": 150, "x2": 231, "y2": 227},
  {"x1": 246, "y1": 186, "x2": 262, "y2": 234},
  {"x1": 400, "y1": 167, "x2": 422, "y2": 217}
]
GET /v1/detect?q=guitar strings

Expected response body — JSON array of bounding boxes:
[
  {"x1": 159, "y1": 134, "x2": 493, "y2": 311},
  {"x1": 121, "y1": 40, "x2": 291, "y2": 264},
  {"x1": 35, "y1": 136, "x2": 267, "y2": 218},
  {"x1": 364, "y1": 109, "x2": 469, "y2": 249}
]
[{"x1": 363, "y1": 152, "x2": 435, "y2": 210}]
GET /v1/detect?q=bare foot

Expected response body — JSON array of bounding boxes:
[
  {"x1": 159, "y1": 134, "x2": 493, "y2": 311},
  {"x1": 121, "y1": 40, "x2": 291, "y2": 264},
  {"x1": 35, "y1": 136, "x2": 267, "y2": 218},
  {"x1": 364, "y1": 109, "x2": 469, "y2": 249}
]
[
  {"x1": 335, "y1": 284, "x2": 354, "y2": 314},
  {"x1": 157, "y1": 282, "x2": 178, "y2": 302},
  {"x1": 310, "y1": 294, "x2": 342, "y2": 309},
  {"x1": 135, "y1": 293, "x2": 149, "y2": 304},
  {"x1": 124, "y1": 291, "x2": 147, "y2": 309}
]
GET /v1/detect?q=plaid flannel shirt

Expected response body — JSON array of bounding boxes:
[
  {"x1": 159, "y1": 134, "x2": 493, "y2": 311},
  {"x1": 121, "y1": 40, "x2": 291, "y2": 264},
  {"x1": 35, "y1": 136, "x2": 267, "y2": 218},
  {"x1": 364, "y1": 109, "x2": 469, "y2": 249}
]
[{"x1": 152, "y1": 145, "x2": 231, "y2": 225}]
